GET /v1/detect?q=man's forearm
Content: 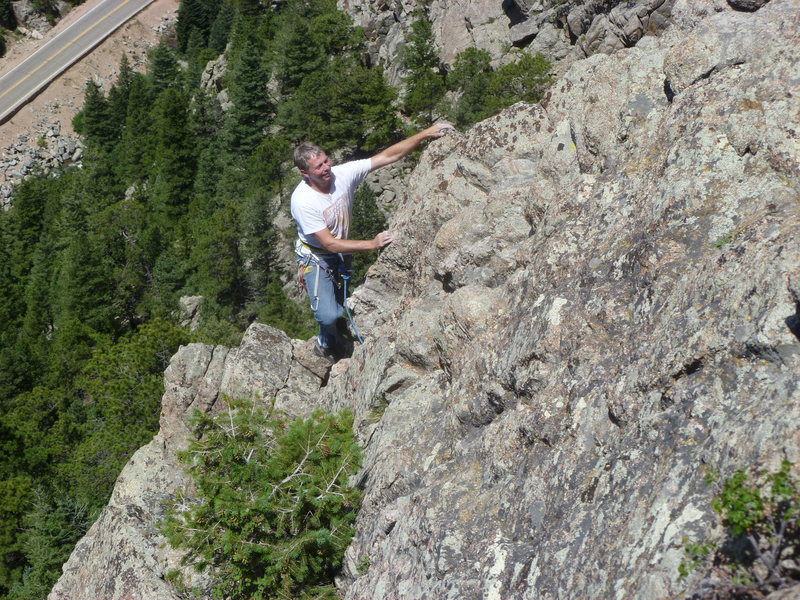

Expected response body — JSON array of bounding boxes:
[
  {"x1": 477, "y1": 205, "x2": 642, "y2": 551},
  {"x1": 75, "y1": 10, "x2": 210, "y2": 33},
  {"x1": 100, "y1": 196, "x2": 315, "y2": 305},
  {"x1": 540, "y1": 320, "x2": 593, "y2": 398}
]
[
  {"x1": 315, "y1": 228, "x2": 394, "y2": 253},
  {"x1": 370, "y1": 123, "x2": 453, "y2": 170},
  {"x1": 320, "y1": 237, "x2": 380, "y2": 253},
  {"x1": 376, "y1": 130, "x2": 429, "y2": 164}
]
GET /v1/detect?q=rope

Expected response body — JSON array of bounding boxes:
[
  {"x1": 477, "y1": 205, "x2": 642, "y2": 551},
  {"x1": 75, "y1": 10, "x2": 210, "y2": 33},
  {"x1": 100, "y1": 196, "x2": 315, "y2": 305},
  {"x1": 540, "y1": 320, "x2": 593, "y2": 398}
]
[{"x1": 340, "y1": 272, "x2": 363, "y2": 345}]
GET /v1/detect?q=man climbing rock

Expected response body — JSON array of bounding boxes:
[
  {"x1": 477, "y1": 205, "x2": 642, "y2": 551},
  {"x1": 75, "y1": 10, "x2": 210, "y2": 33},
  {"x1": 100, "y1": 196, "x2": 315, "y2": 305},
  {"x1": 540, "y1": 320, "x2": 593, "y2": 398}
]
[{"x1": 291, "y1": 123, "x2": 453, "y2": 361}]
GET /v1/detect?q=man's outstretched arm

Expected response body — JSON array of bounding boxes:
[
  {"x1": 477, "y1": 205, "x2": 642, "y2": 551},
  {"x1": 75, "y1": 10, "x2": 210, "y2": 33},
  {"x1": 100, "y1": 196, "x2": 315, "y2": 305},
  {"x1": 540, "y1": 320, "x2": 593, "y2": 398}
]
[{"x1": 370, "y1": 122, "x2": 454, "y2": 171}]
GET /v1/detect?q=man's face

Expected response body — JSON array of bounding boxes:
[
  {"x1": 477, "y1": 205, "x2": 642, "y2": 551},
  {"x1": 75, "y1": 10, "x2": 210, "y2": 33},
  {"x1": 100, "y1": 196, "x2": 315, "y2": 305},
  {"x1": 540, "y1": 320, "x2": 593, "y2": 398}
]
[{"x1": 301, "y1": 152, "x2": 333, "y2": 192}]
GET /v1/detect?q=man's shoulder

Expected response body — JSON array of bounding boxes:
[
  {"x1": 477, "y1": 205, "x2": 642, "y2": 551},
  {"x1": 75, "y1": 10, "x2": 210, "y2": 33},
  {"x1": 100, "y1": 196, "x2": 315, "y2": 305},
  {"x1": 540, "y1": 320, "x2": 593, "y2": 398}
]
[
  {"x1": 291, "y1": 180, "x2": 315, "y2": 203},
  {"x1": 333, "y1": 158, "x2": 371, "y2": 178}
]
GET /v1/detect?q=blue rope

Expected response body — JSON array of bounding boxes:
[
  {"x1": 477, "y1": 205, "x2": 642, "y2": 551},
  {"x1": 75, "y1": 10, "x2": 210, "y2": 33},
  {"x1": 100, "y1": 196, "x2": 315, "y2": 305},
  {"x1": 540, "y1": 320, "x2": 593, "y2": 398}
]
[{"x1": 340, "y1": 273, "x2": 364, "y2": 345}]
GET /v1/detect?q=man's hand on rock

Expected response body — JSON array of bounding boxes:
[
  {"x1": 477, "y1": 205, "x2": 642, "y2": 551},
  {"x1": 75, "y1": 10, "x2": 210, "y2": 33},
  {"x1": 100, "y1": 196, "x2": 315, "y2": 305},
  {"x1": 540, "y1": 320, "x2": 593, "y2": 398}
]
[
  {"x1": 425, "y1": 122, "x2": 455, "y2": 139},
  {"x1": 373, "y1": 231, "x2": 395, "y2": 250}
]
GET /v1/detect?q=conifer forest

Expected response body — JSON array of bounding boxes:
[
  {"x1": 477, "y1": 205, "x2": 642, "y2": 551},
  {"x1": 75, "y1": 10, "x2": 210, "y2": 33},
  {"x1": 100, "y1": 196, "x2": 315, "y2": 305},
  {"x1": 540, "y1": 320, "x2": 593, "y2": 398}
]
[{"x1": 0, "y1": 0, "x2": 552, "y2": 596}]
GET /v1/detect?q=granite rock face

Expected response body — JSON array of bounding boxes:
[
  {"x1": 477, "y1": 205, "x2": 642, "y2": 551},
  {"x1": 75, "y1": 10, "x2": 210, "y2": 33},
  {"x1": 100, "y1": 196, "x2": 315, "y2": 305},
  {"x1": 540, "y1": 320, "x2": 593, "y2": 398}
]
[
  {"x1": 324, "y1": 0, "x2": 799, "y2": 598},
  {"x1": 339, "y1": 0, "x2": 701, "y2": 86},
  {"x1": 49, "y1": 0, "x2": 799, "y2": 598}
]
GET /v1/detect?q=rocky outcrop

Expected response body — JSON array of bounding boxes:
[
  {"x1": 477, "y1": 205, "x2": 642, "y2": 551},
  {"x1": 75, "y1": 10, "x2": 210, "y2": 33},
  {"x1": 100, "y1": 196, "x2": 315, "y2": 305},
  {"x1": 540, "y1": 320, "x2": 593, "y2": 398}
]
[
  {"x1": 339, "y1": 0, "x2": 697, "y2": 86},
  {"x1": 324, "y1": 0, "x2": 798, "y2": 598},
  {"x1": 47, "y1": 326, "x2": 333, "y2": 600},
  {"x1": 50, "y1": 0, "x2": 798, "y2": 598}
]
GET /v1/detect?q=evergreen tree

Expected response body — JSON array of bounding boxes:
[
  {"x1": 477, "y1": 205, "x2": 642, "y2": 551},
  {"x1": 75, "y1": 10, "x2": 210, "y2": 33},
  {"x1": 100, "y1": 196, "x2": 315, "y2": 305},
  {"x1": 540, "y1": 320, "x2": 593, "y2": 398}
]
[
  {"x1": 162, "y1": 401, "x2": 362, "y2": 600},
  {"x1": 236, "y1": 136, "x2": 289, "y2": 313},
  {"x1": 0, "y1": 0, "x2": 16, "y2": 30},
  {"x1": 239, "y1": 187, "x2": 279, "y2": 308},
  {"x1": 0, "y1": 476, "x2": 31, "y2": 595},
  {"x1": 107, "y1": 54, "x2": 135, "y2": 135},
  {"x1": 402, "y1": 13, "x2": 445, "y2": 121},
  {"x1": 185, "y1": 40, "x2": 218, "y2": 88},
  {"x1": 78, "y1": 79, "x2": 117, "y2": 151},
  {"x1": 6, "y1": 490, "x2": 92, "y2": 600},
  {"x1": 447, "y1": 47, "x2": 494, "y2": 128},
  {"x1": 188, "y1": 206, "x2": 246, "y2": 314},
  {"x1": 208, "y1": 0, "x2": 235, "y2": 54},
  {"x1": 62, "y1": 320, "x2": 189, "y2": 507},
  {"x1": 275, "y1": 17, "x2": 325, "y2": 96},
  {"x1": 92, "y1": 192, "x2": 160, "y2": 327},
  {"x1": 176, "y1": 0, "x2": 209, "y2": 53},
  {"x1": 349, "y1": 184, "x2": 387, "y2": 285},
  {"x1": 257, "y1": 280, "x2": 316, "y2": 340},
  {"x1": 0, "y1": 216, "x2": 15, "y2": 339},
  {"x1": 51, "y1": 229, "x2": 118, "y2": 334},
  {"x1": 484, "y1": 52, "x2": 553, "y2": 114},
  {"x1": 150, "y1": 88, "x2": 196, "y2": 226},
  {"x1": 139, "y1": 243, "x2": 191, "y2": 320},
  {"x1": 225, "y1": 36, "x2": 272, "y2": 155},
  {"x1": 18, "y1": 244, "x2": 56, "y2": 375},
  {"x1": 3, "y1": 175, "x2": 51, "y2": 292},
  {"x1": 244, "y1": 134, "x2": 289, "y2": 194},
  {"x1": 278, "y1": 57, "x2": 397, "y2": 151},
  {"x1": 148, "y1": 42, "x2": 180, "y2": 94},
  {"x1": 117, "y1": 73, "x2": 155, "y2": 183},
  {"x1": 311, "y1": 8, "x2": 363, "y2": 56}
]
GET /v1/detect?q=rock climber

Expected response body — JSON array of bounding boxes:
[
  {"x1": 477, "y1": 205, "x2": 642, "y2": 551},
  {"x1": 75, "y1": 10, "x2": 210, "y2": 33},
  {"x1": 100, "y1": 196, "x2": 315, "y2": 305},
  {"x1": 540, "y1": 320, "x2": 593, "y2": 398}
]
[{"x1": 291, "y1": 122, "x2": 454, "y2": 361}]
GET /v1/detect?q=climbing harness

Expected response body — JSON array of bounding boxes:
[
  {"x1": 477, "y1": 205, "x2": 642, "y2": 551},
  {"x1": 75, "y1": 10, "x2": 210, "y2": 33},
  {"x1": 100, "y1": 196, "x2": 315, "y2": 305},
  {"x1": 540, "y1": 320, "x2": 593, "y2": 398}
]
[{"x1": 295, "y1": 239, "x2": 364, "y2": 345}]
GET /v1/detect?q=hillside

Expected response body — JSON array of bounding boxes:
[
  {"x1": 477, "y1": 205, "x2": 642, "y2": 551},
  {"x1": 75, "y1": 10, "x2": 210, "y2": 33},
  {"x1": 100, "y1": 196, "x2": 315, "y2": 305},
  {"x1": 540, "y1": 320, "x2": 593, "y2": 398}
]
[
  {"x1": 45, "y1": 0, "x2": 799, "y2": 598},
  {"x1": 0, "y1": 0, "x2": 178, "y2": 202}
]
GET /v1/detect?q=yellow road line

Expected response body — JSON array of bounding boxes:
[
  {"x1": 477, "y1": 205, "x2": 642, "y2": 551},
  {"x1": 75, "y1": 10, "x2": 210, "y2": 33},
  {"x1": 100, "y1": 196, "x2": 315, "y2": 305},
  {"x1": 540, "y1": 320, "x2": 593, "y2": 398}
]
[{"x1": 0, "y1": 0, "x2": 137, "y2": 101}]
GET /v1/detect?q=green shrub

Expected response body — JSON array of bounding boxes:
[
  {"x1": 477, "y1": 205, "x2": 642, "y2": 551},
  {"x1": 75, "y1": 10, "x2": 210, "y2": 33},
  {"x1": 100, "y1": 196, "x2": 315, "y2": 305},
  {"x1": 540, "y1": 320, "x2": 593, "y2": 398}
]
[
  {"x1": 445, "y1": 49, "x2": 553, "y2": 130},
  {"x1": 680, "y1": 461, "x2": 800, "y2": 597},
  {"x1": 162, "y1": 398, "x2": 363, "y2": 600}
]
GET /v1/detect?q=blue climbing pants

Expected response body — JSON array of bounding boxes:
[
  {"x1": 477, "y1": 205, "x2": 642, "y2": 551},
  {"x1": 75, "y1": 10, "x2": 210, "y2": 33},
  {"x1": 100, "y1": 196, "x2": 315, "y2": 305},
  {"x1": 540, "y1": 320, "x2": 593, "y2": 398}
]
[{"x1": 302, "y1": 254, "x2": 349, "y2": 349}]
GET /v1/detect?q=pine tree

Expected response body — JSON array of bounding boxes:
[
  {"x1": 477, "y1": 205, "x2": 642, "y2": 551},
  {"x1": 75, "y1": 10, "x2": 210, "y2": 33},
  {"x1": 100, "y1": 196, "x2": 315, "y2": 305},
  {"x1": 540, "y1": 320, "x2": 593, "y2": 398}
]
[
  {"x1": 7, "y1": 490, "x2": 92, "y2": 600},
  {"x1": 79, "y1": 79, "x2": 117, "y2": 151},
  {"x1": 18, "y1": 244, "x2": 55, "y2": 374},
  {"x1": 148, "y1": 42, "x2": 180, "y2": 94},
  {"x1": 278, "y1": 57, "x2": 397, "y2": 151},
  {"x1": 150, "y1": 88, "x2": 197, "y2": 226},
  {"x1": 51, "y1": 229, "x2": 118, "y2": 334},
  {"x1": 176, "y1": 0, "x2": 209, "y2": 53},
  {"x1": 402, "y1": 13, "x2": 445, "y2": 122},
  {"x1": 275, "y1": 17, "x2": 325, "y2": 96},
  {"x1": 117, "y1": 73, "x2": 155, "y2": 183},
  {"x1": 107, "y1": 54, "x2": 135, "y2": 135},
  {"x1": 225, "y1": 36, "x2": 272, "y2": 156},
  {"x1": 350, "y1": 184, "x2": 387, "y2": 284},
  {"x1": 0, "y1": 475, "x2": 31, "y2": 595},
  {"x1": 162, "y1": 401, "x2": 362, "y2": 600},
  {"x1": 188, "y1": 206, "x2": 246, "y2": 314},
  {"x1": 447, "y1": 47, "x2": 494, "y2": 128},
  {"x1": 208, "y1": 0, "x2": 235, "y2": 53},
  {"x1": 0, "y1": 0, "x2": 16, "y2": 30},
  {"x1": 484, "y1": 52, "x2": 553, "y2": 113}
]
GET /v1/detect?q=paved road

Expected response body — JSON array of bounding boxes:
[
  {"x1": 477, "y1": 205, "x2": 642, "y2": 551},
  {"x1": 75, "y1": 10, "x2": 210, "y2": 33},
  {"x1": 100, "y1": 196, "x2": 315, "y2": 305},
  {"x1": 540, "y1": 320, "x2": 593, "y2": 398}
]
[{"x1": 0, "y1": 0, "x2": 155, "y2": 124}]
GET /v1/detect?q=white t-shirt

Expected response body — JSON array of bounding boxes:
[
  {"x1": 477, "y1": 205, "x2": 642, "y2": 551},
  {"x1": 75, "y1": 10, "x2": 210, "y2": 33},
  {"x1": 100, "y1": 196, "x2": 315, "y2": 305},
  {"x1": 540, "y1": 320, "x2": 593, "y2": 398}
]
[{"x1": 291, "y1": 158, "x2": 372, "y2": 251}]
